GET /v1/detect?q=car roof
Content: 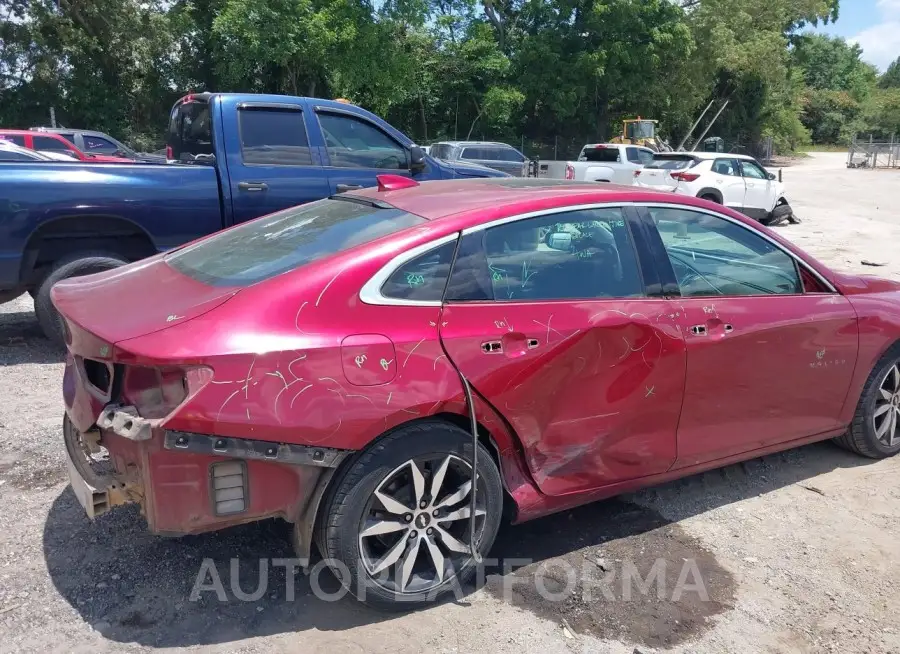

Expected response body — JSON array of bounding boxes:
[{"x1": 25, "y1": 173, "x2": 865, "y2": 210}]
[
  {"x1": 349, "y1": 177, "x2": 712, "y2": 226},
  {"x1": 655, "y1": 151, "x2": 756, "y2": 161},
  {"x1": 434, "y1": 141, "x2": 517, "y2": 148},
  {"x1": 0, "y1": 129, "x2": 33, "y2": 135}
]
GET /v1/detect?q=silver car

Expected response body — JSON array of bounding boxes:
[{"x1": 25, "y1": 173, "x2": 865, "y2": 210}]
[{"x1": 429, "y1": 141, "x2": 528, "y2": 176}]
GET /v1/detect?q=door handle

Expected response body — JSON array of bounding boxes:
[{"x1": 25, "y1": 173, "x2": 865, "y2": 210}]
[
  {"x1": 238, "y1": 181, "x2": 268, "y2": 192},
  {"x1": 336, "y1": 184, "x2": 363, "y2": 193}
]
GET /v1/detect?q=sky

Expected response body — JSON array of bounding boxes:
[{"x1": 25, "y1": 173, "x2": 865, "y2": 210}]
[{"x1": 814, "y1": 0, "x2": 900, "y2": 71}]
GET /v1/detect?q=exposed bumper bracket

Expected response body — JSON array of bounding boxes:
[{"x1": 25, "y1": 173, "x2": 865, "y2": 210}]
[
  {"x1": 97, "y1": 405, "x2": 153, "y2": 441},
  {"x1": 164, "y1": 431, "x2": 350, "y2": 469}
]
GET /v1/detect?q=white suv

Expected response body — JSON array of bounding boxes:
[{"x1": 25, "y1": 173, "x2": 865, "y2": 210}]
[{"x1": 635, "y1": 152, "x2": 795, "y2": 224}]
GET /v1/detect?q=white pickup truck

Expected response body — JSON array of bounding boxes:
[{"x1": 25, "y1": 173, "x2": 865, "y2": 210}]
[{"x1": 562, "y1": 143, "x2": 655, "y2": 184}]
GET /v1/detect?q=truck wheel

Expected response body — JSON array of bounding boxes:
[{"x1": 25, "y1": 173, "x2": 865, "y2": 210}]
[
  {"x1": 35, "y1": 251, "x2": 128, "y2": 346},
  {"x1": 316, "y1": 421, "x2": 503, "y2": 610}
]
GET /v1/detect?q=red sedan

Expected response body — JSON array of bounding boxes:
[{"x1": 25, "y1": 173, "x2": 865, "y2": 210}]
[{"x1": 55, "y1": 176, "x2": 900, "y2": 608}]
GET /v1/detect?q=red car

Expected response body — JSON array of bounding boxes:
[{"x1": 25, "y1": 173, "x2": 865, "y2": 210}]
[
  {"x1": 0, "y1": 129, "x2": 133, "y2": 163},
  {"x1": 56, "y1": 176, "x2": 900, "y2": 608}
]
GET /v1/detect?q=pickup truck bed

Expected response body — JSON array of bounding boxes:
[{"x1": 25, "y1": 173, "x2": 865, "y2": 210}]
[{"x1": 0, "y1": 92, "x2": 506, "y2": 342}]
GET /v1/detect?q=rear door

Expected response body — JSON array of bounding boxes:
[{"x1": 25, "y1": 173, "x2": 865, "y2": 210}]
[
  {"x1": 316, "y1": 108, "x2": 419, "y2": 194},
  {"x1": 223, "y1": 101, "x2": 332, "y2": 224},
  {"x1": 639, "y1": 204, "x2": 858, "y2": 467},
  {"x1": 439, "y1": 204, "x2": 686, "y2": 496}
]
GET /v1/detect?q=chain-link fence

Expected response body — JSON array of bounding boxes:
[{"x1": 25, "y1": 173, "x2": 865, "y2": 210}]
[{"x1": 848, "y1": 135, "x2": 900, "y2": 169}]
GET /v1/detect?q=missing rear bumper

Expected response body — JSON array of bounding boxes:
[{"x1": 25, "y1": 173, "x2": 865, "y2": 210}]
[{"x1": 164, "y1": 431, "x2": 349, "y2": 468}]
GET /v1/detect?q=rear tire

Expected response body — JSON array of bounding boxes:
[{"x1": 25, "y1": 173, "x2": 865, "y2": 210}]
[
  {"x1": 699, "y1": 193, "x2": 721, "y2": 204},
  {"x1": 834, "y1": 349, "x2": 900, "y2": 459},
  {"x1": 317, "y1": 421, "x2": 503, "y2": 610},
  {"x1": 35, "y1": 251, "x2": 128, "y2": 345}
]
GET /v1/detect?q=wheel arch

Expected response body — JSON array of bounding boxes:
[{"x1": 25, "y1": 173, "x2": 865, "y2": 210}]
[
  {"x1": 298, "y1": 410, "x2": 530, "y2": 561},
  {"x1": 696, "y1": 188, "x2": 723, "y2": 204},
  {"x1": 20, "y1": 214, "x2": 158, "y2": 287}
]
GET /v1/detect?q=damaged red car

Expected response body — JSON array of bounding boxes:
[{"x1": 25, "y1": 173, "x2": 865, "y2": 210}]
[{"x1": 56, "y1": 176, "x2": 900, "y2": 609}]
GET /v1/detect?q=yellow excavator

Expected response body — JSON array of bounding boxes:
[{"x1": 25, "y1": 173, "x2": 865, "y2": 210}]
[{"x1": 609, "y1": 117, "x2": 671, "y2": 152}]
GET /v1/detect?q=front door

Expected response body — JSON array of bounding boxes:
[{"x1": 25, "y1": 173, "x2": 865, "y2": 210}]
[
  {"x1": 641, "y1": 205, "x2": 858, "y2": 467},
  {"x1": 738, "y1": 159, "x2": 777, "y2": 220},
  {"x1": 223, "y1": 102, "x2": 332, "y2": 224},
  {"x1": 439, "y1": 205, "x2": 686, "y2": 496},
  {"x1": 316, "y1": 110, "x2": 420, "y2": 194}
]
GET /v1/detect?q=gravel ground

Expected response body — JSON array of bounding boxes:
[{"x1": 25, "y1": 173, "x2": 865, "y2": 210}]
[{"x1": 1, "y1": 152, "x2": 899, "y2": 654}]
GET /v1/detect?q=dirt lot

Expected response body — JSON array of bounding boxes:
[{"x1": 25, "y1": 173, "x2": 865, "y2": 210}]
[{"x1": 1, "y1": 152, "x2": 899, "y2": 654}]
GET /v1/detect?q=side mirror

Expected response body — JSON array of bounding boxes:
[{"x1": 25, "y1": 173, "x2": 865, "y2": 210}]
[
  {"x1": 546, "y1": 232, "x2": 573, "y2": 251},
  {"x1": 409, "y1": 145, "x2": 426, "y2": 172},
  {"x1": 767, "y1": 172, "x2": 776, "y2": 181}
]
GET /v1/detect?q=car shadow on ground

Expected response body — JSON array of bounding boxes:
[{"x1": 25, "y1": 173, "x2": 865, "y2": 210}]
[
  {"x1": 0, "y1": 310, "x2": 63, "y2": 365},
  {"x1": 42, "y1": 440, "x2": 874, "y2": 649}
]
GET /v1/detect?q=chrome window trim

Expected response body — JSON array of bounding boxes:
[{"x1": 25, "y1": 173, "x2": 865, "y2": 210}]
[
  {"x1": 461, "y1": 202, "x2": 631, "y2": 235},
  {"x1": 640, "y1": 202, "x2": 838, "y2": 294},
  {"x1": 359, "y1": 233, "x2": 459, "y2": 307}
]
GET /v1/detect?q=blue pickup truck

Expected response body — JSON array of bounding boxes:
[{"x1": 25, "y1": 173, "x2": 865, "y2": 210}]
[{"x1": 0, "y1": 92, "x2": 506, "y2": 342}]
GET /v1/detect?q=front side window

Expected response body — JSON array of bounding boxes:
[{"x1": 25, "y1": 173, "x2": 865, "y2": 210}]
[
  {"x1": 167, "y1": 198, "x2": 425, "y2": 286},
  {"x1": 381, "y1": 241, "x2": 456, "y2": 302},
  {"x1": 448, "y1": 208, "x2": 643, "y2": 302},
  {"x1": 239, "y1": 107, "x2": 312, "y2": 166},
  {"x1": 712, "y1": 158, "x2": 740, "y2": 176},
  {"x1": 460, "y1": 147, "x2": 485, "y2": 160},
  {"x1": 83, "y1": 135, "x2": 119, "y2": 154},
  {"x1": 318, "y1": 112, "x2": 407, "y2": 170},
  {"x1": 740, "y1": 160, "x2": 768, "y2": 179},
  {"x1": 430, "y1": 144, "x2": 450, "y2": 160},
  {"x1": 32, "y1": 135, "x2": 74, "y2": 154},
  {"x1": 649, "y1": 207, "x2": 801, "y2": 297}
]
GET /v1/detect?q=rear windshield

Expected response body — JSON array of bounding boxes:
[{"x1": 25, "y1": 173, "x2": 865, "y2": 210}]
[
  {"x1": 579, "y1": 147, "x2": 620, "y2": 163},
  {"x1": 166, "y1": 198, "x2": 425, "y2": 286},
  {"x1": 168, "y1": 98, "x2": 213, "y2": 162},
  {"x1": 646, "y1": 155, "x2": 697, "y2": 170}
]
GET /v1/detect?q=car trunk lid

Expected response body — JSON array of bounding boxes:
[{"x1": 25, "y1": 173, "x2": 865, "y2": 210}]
[{"x1": 51, "y1": 257, "x2": 238, "y2": 353}]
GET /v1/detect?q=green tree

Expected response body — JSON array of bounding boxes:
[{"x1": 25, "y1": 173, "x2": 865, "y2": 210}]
[{"x1": 880, "y1": 57, "x2": 900, "y2": 89}]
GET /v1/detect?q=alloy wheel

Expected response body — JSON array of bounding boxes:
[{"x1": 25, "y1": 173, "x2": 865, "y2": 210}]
[
  {"x1": 358, "y1": 454, "x2": 486, "y2": 595},
  {"x1": 873, "y1": 363, "x2": 900, "y2": 447}
]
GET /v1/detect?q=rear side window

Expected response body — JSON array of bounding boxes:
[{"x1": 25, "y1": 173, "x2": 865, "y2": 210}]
[
  {"x1": 647, "y1": 156, "x2": 697, "y2": 170},
  {"x1": 168, "y1": 99, "x2": 213, "y2": 161},
  {"x1": 381, "y1": 241, "x2": 457, "y2": 302},
  {"x1": 626, "y1": 147, "x2": 641, "y2": 163},
  {"x1": 167, "y1": 198, "x2": 425, "y2": 286},
  {"x1": 239, "y1": 107, "x2": 312, "y2": 166},
  {"x1": 580, "y1": 147, "x2": 620, "y2": 163},
  {"x1": 0, "y1": 134, "x2": 26, "y2": 147}
]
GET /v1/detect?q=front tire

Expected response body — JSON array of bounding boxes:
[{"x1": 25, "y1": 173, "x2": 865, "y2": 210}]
[
  {"x1": 317, "y1": 421, "x2": 503, "y2": 610},
  {"x1": 34, "y1": 251, "x2": 128, "y2": 345},
  {"x1": 835, "y1": 351, "x2": 900, "y2": 458}
]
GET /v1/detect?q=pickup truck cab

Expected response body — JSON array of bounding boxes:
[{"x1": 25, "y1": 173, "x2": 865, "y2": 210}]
[
  {"x1": 0, "y1": 93, "x2": 507, "y2": 342},
  {"x1": 563, "y1": 143, "x2": 654, "y2": 184}
]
